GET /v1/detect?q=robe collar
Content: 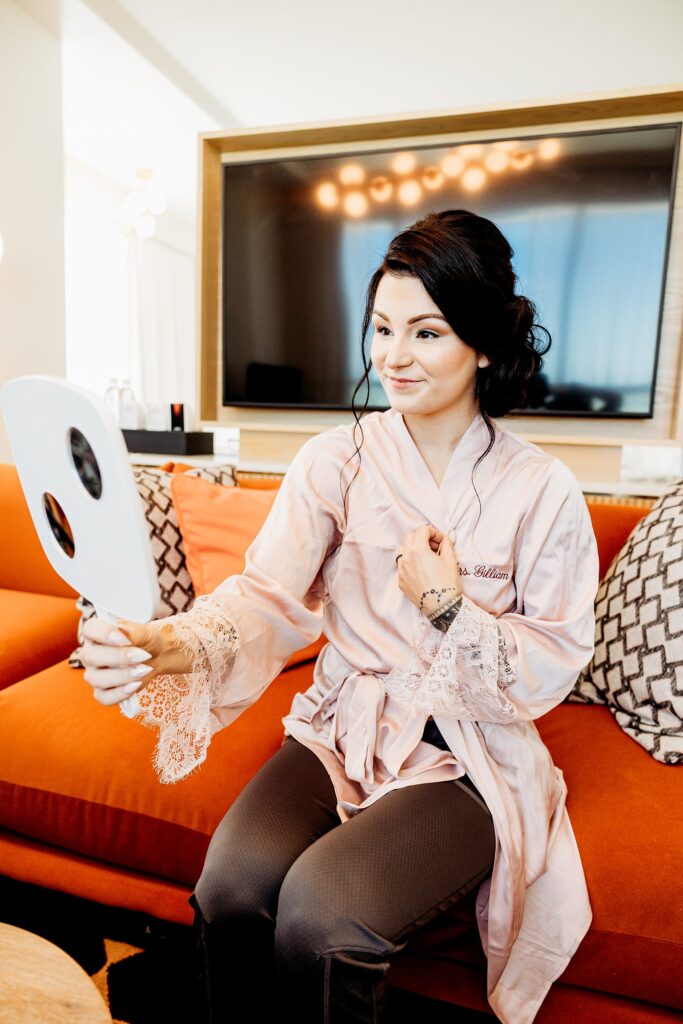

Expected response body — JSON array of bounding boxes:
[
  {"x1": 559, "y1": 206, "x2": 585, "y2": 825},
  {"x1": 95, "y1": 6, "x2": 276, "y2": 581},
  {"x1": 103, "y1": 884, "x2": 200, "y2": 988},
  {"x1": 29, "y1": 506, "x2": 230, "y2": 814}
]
[{"x1": 384, "y1": 404, "x2": 496, "y2": 530}]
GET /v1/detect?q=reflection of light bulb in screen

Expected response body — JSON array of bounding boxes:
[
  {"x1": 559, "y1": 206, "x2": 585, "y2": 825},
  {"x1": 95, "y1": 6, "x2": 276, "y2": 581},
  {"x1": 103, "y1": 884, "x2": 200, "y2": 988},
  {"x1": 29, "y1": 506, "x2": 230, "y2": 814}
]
[
  {"x1": 538, "y1": 138, "x2": 561, "y2": 160},
  {"x1": 316, "y1": 181, "x2": 338, "y2": 208},
  {"x1": 484, "y1": 150, "x2": 508, "y2": 173},
  {"x1": 422, "y1": 166, "x2": 444, "y2": 190},
  {"x1": 391, "y1": 152, "x2": 417, "y2": 175},
  {"x1": 369, "y1": 176, "x2": 392, "y2": 202},
  {"x1": 510, "y1": 150, "x2": 533, "y2": 170},
  {"x1": 441, "y1": 153, "x2": 464, "y2": 178},
  {"x1": 398, "y1": 179, "x2": 421, "y2": 205},
  {"x1": 343, "y1": 191, "x2": 368, "y2": 217},
  {"x1": 462, "y1": 166, "x2": 486, "y2": 191},
  {"x1": 339, "y1": 164, "x2": 365, "y2": 185}
]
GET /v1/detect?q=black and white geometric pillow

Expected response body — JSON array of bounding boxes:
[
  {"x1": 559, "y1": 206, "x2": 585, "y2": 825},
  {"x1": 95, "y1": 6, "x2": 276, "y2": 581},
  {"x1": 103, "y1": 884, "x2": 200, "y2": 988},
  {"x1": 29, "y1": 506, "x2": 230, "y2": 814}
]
[
  {"x1": 68, "y1": 463, "x2": 236, "y2": 669},
  {"x1": 567, "y1": 479, "x2": 683, "y2": 766}
]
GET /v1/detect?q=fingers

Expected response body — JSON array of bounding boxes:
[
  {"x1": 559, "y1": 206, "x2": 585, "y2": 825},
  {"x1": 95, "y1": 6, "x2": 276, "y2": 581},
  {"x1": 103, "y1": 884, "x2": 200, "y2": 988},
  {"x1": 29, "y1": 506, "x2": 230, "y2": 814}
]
[
  {"x1": 83, "y1": 663, "x2": 154, "y2": 704},
  {"x1": 82, "y1": 616, "x2": 124, "y2": 645},
  {"x1": 80, "y1": 614, "x2": 157, "y2": 706},
  {"x1": 88, "y1": 672, "x2": 153, "y2": 706},
  {"x1": 407, "y1": 524, "x2": 444, "y2": 544},
  {"x1": 84, "y1": 662, "x2": 153, "y2": 690},
  {"x1": 82, "y1": 616, "x2": 147, "y2": 648},
  {"x1": 80, "y1": 636, "x2": 152, "y2": 670}
]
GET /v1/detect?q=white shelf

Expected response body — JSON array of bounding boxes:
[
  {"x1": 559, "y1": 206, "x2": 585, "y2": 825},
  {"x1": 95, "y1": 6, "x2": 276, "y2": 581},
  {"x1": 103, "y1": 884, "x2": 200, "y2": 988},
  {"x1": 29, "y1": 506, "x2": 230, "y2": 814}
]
[
  {"x1": 579, "y1": 479, "x2": 674, "y2": 498},
  {"x1": 127, "y1": 452, "x2": 237, "y2": 467},
  {"x1": 234, "y1": 459, "x2": 292, "y2": 474}
]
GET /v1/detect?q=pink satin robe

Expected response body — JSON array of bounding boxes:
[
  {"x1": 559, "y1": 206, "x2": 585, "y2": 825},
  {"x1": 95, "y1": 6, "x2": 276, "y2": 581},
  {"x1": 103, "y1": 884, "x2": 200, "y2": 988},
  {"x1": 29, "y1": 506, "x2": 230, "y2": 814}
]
[{"x1": 134, "y1": 405, "x2": 600, "y2": 1024}]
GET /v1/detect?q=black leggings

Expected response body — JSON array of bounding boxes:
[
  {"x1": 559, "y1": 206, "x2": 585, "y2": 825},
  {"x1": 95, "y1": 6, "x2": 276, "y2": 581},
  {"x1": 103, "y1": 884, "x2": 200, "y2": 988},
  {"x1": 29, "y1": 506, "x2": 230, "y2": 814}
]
[{"x1": 189, "y1": 719, "x2": 496, "y2": 1023}]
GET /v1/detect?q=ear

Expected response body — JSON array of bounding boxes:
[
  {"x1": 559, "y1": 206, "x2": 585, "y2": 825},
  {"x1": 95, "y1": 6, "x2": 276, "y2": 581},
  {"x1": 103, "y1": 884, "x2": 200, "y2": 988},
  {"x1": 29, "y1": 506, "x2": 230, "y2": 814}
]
[{"x1": 477, "y1": 353, "x2": 491, "y2": 369}]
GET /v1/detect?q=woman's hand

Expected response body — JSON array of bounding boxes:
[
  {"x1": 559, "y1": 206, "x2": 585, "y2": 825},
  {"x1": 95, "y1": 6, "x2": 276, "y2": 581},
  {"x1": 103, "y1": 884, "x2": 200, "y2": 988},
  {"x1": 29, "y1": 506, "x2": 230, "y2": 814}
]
[
  {"x1": 80, "y1": 616, "x2": 185, "y2": 707},
  {"x1": 396, "y1": 525, "x2": 462, "y2": 619}
]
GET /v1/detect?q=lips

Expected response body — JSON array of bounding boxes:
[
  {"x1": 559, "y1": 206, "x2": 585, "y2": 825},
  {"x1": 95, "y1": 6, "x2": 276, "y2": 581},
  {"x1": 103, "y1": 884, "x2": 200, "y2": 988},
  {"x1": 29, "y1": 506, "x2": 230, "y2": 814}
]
[{"x1": 387, "y1": 376, "x2": 420, "y2": 383}]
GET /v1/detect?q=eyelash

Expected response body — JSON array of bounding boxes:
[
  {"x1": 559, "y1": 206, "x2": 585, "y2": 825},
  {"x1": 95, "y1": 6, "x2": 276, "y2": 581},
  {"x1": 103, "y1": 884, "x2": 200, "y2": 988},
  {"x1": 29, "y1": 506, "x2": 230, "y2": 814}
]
[{"x1": 374, "y1": 325, "x2": 439, "y2": 340}]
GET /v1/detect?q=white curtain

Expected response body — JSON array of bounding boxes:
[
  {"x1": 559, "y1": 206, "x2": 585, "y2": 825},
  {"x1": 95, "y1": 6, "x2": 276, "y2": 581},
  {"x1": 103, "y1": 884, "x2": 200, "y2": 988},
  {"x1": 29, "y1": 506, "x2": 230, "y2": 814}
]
[
  {"x1": 65, "y1": 166, "x2": 196, "y2": 427},
  {"x1": 127, "y1": 231, "x2": 197, "y2": 428}
]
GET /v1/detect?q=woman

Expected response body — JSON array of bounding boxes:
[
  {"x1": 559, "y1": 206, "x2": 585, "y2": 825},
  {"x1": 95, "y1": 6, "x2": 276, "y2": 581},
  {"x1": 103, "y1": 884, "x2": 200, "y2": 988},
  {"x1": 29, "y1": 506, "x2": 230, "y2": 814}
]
[{"x1": 81, "y1": 209, "x2": 599, "y2": 1024}]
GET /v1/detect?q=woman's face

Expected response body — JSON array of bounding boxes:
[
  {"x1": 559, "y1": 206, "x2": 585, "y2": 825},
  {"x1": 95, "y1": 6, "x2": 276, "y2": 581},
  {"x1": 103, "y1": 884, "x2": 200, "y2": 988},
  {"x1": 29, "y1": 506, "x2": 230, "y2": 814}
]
[{"x1": 370, "y1": 272, "x2": 490, "y2": 415}]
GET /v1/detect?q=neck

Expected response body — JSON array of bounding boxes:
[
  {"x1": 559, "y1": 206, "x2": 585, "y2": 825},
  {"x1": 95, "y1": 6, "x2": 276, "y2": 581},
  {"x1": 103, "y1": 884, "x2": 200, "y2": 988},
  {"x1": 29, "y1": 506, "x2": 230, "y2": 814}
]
[{"x1": 399, "y1": 399, "x2": 481, "y2": 459}]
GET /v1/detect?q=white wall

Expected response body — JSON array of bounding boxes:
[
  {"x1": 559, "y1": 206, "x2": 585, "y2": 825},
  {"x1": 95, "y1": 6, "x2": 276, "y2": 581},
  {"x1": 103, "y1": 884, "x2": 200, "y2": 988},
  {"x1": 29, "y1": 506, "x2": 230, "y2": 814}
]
[{"x1": 0, "y1": 0, "x2": 65, "y2": 464}]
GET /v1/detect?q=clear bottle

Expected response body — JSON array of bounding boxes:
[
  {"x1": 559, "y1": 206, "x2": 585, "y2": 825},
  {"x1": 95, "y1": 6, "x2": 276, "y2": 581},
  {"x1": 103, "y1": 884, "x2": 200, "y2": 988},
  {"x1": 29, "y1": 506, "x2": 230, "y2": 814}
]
[
  {"x1": 104, "y1": 377, "x2": 122, "y2": 424},
  {"x1": 119, "y1": 378, "x2": 141, "y2": 429},
  {"x1": 119, "y1": 377, "x2": 134, "y2": 407}
]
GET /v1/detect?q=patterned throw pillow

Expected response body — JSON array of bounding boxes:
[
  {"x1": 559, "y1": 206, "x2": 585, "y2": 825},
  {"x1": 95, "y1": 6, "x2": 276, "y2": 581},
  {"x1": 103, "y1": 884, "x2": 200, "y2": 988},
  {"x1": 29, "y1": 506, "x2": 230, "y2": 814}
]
[
  {"x1": 567, "y1": 479, "x2": 683, "y2": 765},
  {"x1": 69, "y1": 463, "x2": 236, "y2": 669}
]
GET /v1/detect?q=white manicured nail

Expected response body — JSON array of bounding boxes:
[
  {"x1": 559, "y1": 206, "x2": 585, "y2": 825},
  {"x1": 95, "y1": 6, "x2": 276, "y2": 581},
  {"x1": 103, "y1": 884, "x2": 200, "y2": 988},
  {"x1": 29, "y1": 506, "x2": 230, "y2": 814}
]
[
  {"x1": 126, "y1": 648, "x2": 153, "y2": 663},
  {"x1": 130, "y1": 664, "x2": 153, "y2": 678}
]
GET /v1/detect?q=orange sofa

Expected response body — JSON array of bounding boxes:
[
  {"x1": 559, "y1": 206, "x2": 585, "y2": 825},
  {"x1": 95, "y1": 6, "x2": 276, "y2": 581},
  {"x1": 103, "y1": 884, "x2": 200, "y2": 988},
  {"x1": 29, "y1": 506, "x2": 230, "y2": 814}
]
[{"x1": 0, "y1": 461, "x2": 681, "y2": 1023}]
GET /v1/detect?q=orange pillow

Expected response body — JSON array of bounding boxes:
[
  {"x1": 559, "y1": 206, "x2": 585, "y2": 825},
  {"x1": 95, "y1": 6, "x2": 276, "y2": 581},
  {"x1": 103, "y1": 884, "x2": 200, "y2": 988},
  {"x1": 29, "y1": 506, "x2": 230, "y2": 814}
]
[
  {"x1": 159, "y1": 461, "x2": 216, "y2": 474},
  {"x1": 169, "y1": 474, "x2": 326, "y2": 670}
]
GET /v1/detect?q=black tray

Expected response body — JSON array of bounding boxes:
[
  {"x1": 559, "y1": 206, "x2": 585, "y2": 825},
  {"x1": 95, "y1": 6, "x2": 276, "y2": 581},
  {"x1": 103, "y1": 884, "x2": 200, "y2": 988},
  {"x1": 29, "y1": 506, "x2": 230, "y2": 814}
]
[{"x1": 122, "y1": 429, "x2": 214, "y2": 455}]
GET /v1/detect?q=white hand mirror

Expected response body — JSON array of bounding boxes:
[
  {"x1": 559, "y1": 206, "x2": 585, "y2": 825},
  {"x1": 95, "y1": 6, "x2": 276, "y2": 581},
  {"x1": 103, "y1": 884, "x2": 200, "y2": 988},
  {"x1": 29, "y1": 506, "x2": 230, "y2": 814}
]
[{"x1": 0, "y1": 374, "x2": 163, "y2": 719}]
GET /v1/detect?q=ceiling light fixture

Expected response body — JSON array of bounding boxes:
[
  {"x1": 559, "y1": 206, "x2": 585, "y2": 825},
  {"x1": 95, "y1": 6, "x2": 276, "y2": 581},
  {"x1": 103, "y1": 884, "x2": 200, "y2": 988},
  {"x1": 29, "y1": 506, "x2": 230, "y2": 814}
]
[{"x1": 117, "y1": 168, "x2": 166, "y2": 239}]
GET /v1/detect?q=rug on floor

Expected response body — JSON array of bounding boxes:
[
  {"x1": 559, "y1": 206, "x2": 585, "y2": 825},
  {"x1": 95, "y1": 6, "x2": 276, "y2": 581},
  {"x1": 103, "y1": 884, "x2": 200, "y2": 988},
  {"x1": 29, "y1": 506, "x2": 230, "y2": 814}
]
[{"x1": 0, "y1": 875, "x2": 494, "y2": 1023}]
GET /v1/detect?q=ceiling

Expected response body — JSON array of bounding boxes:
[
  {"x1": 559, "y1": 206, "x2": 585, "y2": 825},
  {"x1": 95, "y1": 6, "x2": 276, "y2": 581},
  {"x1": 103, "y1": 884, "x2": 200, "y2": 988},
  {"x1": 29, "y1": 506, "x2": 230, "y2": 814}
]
[{"x1": 58, "y1": 0, "x2": 683, "y2": 229}]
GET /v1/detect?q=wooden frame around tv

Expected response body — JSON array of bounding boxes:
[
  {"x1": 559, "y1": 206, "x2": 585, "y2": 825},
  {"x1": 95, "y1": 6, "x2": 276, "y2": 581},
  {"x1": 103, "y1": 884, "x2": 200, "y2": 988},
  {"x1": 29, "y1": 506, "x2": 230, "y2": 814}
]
[{"x1": 196, "y1": 84, "x2": 683, "y2": 483}]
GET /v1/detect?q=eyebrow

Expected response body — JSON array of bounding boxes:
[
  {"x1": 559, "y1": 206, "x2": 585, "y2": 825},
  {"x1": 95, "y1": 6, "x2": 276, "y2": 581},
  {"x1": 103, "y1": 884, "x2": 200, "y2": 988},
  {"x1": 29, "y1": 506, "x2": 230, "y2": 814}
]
[{"x1": 372, "y1": 309, "x2": 447, "y2": 324}]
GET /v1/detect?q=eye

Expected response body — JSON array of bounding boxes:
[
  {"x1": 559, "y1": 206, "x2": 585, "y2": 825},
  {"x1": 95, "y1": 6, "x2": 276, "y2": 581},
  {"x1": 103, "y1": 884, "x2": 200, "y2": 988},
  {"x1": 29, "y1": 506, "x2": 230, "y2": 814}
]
[{"x1": 373, "y1": 325, "x2": 439, "y2": 340}]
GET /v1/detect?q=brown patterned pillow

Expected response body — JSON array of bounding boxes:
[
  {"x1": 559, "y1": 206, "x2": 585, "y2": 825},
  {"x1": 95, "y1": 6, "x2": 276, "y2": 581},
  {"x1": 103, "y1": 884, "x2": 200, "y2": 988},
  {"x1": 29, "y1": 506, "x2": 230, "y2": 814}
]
[
  {"x1": 69, "y1": 463, "x2": 236, "y2": 668},
  {"x1": 567, "y1": 479, "x2": 683, "y2": 765}
]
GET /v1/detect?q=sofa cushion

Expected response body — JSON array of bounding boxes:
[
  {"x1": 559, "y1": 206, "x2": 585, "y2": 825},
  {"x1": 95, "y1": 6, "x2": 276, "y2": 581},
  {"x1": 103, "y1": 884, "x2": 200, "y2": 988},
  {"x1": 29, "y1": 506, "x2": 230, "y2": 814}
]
[
  {"x1": 584, "y1": 500, "x2": 654, "y2": 581},
  {"x1": 169, "y1": 475, "x2": 277, "y2": 595},
  {"x1": 564, "y1": 500, "x2": 651, "y2": 706},
  {"x1": 0, "y1": 588, "x2": 80, "y2": 691},
  {"x1": 169, "y1": 472, "x2": 326, "y2": 669},
  {"x1": 569, "y1": 482, "x2": 683, "y2": 765},
  {"x1": 433, "y1": 702, "x2": 683, "y2": 1011},
  {"x1": 540, "y1": 701, "x2": 683, "y2": 1008},
  {"x1": 0, "y1": 656, "x2": 310, "y2": 886},
  {"x1": 0, "y1": 464, "x2": 79, "y2": 599}
]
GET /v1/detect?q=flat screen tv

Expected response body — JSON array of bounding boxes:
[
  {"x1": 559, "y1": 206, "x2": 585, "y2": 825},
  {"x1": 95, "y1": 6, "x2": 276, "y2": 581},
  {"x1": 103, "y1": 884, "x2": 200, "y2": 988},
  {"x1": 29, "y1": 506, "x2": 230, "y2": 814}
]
[{"x1": 221, "y1": 122, "x2": 680, "y2": 418}]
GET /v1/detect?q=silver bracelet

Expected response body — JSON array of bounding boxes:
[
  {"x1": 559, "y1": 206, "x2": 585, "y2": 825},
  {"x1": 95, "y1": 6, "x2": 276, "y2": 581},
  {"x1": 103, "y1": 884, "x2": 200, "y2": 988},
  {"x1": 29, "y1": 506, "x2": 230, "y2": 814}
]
[{"x1": 428, "y1": 594, "x2": 463, "y2": 632}]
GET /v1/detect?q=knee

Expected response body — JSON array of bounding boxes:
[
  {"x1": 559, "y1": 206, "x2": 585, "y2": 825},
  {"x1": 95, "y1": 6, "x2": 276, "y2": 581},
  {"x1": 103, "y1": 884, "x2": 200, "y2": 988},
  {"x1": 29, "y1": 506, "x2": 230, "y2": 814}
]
[
  {"x1": 274, "y1": 856, "x2": 387, "y2": 973},
  {"x1": 193, "y1": 844, "x2": 276, "y2": 927}
]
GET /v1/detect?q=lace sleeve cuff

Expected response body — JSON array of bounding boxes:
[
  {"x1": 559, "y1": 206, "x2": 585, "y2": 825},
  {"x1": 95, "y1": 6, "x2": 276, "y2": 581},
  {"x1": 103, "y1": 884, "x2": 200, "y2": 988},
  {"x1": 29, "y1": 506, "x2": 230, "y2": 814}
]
[
  {"x1": 133, "y1": 594, "x2": 241, "y2": 784},
  {"x1": 381, "y1": 594, "x2": 517, "y2": 722}
]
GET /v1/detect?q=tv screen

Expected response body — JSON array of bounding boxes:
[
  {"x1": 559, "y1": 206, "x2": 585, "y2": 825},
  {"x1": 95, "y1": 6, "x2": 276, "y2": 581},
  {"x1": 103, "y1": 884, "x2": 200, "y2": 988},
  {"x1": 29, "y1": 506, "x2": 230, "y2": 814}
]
[{"x1": 221, "y1": 123, "x2": 680, "y2": 417}]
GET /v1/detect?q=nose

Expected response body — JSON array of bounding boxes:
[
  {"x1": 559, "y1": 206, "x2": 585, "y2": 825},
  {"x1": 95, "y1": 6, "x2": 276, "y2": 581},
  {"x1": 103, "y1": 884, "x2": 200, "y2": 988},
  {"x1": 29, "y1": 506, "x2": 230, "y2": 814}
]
[{"x1": 384, "y1": 333, "x2": 417, "y2": 372}]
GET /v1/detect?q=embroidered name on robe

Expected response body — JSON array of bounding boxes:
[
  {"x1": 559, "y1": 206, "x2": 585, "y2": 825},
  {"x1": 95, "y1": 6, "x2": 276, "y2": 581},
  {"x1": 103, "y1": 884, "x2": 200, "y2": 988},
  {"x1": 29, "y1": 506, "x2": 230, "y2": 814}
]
[{"x1": 458, "y1": 563, "x2": 511, "y2": 579}]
